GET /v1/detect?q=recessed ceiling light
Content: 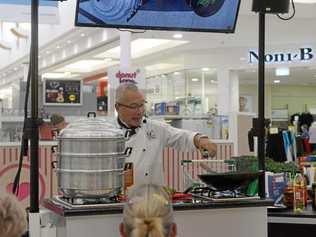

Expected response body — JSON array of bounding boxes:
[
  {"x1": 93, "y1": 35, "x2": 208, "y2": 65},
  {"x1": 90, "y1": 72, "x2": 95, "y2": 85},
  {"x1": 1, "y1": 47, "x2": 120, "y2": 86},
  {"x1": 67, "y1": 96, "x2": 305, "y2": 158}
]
[
  {"x1": 202, "y1": 67, "x2": 210, "y2": 71},
  {"x1": 273, "y1": 80, "x2": 281, "y2": 84},
  {"x1": 80, "y1": 33, "x2": 85, "y2": 37},
  {"x1": 173, "y1": 33, "x2": 183, "y2": 39},
  {"x1": 14, "y1": 67, "x2": 18, "y2": 71},
  {"x1": 56, "y1": 45, "x2": 60, "y2": 49},
  {"x1": 275, "y1": 67, "x2": 290, "y2": 76},
  {"x1": 210, "y1": 80, "x2": 216, "y2": 83},
  {"x1": 191, "y1": 78, "x2": 199, "y2": 82},
  {"x1": 174, "y1": 71, "x2": 180, "y2": 75}
]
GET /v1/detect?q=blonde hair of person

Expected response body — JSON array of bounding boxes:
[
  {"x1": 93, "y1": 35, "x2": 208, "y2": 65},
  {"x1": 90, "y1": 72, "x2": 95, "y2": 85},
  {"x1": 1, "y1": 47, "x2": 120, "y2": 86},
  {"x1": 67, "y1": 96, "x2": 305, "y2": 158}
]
[
  {"x1": 0, "y1": 191, "x2": 27, "y2": 237},
  {"x1": 120, "y1": 184, "x2": 176, "y2": 237}
]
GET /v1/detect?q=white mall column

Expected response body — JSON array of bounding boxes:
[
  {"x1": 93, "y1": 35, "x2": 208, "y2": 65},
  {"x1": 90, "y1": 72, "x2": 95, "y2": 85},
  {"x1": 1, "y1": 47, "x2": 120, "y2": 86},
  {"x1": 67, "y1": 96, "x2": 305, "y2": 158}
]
[
  {"x1": 109, "y1": 31, "x2": 132, "y2": 116},
  {"x1": 120, "y1": 31, "x2": 131, "y2": 68},
  {"x1": 217, "y1": 68, "x2": 240, "y2": 155}
]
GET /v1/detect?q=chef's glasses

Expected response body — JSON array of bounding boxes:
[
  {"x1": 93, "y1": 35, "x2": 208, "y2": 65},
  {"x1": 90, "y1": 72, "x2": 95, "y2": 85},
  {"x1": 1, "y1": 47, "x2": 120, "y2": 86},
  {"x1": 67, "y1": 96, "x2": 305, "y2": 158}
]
[{"x1": 117, "y1": 101, "x2": 147, "y2": 111}]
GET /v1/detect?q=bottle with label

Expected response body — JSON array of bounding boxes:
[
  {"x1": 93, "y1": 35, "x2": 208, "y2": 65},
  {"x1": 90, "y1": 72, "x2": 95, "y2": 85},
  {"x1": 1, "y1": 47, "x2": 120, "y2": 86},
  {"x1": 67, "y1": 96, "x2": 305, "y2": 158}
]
[
  {"x1": 293, "y1": 173, "x2": 305, "y2": 213},
  {"x1": 124, "y1": 162, "x2": 134, "y2": 194}
]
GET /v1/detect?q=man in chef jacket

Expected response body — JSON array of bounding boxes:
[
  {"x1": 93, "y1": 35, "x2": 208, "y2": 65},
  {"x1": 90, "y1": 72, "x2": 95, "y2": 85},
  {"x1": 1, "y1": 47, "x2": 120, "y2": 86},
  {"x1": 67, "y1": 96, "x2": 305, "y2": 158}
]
[{"x1": 115, "y1": 83, "x2": 217, "y2": 186}]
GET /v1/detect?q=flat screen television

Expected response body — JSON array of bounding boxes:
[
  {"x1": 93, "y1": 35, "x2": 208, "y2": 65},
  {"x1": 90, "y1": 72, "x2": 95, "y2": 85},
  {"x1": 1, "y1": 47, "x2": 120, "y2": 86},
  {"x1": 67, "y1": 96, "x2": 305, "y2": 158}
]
[
  {"x1": 43, "y1": 79, "x2": 82, "y2": 106},
  {"x1": 75, "y1": 0, "x2": 241, "y2": 33}
]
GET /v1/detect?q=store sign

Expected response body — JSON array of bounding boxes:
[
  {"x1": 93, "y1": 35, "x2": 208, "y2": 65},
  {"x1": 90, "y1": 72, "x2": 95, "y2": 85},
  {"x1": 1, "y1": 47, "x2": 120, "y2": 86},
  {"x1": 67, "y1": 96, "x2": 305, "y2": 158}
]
[
  {"x1": 107, "y1": 67, "x2": 146, "y2": 116},
  {"x1": 43, "y1": 79, "x2": 82, "y2": 106},
  {"x1": 248, "y1": 47, "x2": 314, "y2": 64},
  {"x1": 0, "y1": 0, "x2": 59, "y2": 24},
  {"x1": 108, "y1": 67, "x2": 145, "y2": 89}
]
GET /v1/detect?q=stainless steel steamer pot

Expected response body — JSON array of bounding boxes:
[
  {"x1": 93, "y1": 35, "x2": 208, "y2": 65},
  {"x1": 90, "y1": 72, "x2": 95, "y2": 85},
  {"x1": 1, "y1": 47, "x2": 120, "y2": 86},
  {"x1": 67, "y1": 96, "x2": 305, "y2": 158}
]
[{"x1": 56, "y1": 118, "x2": 127, "y2": 198}]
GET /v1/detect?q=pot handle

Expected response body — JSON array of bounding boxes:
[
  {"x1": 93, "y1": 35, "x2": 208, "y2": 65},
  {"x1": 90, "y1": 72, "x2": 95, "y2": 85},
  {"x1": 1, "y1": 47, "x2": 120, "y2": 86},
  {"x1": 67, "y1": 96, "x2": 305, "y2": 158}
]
[
  {"x1": 51, "y1": 161, "x2": 58, "y2": 169},
  {"x1": 87, "y1": 112, "x2": 96, "y2": 118},
  {"x1": 124, "y1": 147, "x2": 133, "y2": 157},
  {"x1": 51, "y1": 145, "x2": 58, "y2": 154}
]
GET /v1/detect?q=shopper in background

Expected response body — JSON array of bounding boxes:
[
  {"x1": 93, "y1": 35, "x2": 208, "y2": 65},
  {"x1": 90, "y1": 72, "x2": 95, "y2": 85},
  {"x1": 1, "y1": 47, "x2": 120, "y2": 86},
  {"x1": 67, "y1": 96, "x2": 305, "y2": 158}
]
[
  {"x1": 119, "y1": 184, "x2": 177, "y2": 237},
  {"x1": 115, "y1": 83, "x2": 217, "y2": 186},
  {"x1": 0, "y1": 190, "x2": 27, "y2": 237},
  {"x1": 39, "y1": 113, "x2": 67, "y2": 140}
]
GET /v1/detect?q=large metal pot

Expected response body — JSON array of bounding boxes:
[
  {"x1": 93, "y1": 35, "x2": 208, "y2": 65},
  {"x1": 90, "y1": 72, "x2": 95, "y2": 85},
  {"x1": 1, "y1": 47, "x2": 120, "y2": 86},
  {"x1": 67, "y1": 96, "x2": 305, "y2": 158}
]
[{"x1": 56, "y1": 118, "x2": 127, "y2": 198}]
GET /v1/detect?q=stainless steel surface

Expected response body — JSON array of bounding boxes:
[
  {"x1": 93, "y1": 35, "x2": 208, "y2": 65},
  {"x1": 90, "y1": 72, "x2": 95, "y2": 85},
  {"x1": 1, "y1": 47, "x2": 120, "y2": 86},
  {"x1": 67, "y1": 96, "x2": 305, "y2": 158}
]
[{"x1": 56, "y1": 117, "x2": 127, "y2": 198}]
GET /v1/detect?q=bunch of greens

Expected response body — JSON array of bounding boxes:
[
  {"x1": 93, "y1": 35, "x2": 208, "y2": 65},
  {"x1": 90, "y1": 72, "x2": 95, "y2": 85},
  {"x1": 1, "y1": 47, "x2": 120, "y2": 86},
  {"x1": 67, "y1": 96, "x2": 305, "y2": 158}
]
[{"x1": 229, "y1": 156, "x2": 299, "y2": 175}]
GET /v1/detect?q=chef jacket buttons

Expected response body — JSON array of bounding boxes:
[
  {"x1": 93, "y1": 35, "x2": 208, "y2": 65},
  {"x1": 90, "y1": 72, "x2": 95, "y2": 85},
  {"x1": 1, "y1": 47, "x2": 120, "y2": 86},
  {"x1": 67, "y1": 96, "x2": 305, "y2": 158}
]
[{"x1": 142, "y1": 148, "x2": 146, "y2": 152}]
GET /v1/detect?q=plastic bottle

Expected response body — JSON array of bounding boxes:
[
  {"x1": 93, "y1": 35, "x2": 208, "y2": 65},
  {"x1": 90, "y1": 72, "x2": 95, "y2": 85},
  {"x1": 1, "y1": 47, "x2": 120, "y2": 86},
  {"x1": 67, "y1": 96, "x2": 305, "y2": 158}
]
[{"x1": 293, "y1": 173, "x2": 305, "y2": 213}]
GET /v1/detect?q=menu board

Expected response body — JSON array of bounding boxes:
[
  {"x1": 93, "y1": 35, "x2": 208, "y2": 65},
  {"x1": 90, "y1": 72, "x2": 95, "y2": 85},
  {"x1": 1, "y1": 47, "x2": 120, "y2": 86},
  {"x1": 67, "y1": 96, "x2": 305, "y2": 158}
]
[{"x1": 43, "y1": 79, "x2": 82, "y2": 106}]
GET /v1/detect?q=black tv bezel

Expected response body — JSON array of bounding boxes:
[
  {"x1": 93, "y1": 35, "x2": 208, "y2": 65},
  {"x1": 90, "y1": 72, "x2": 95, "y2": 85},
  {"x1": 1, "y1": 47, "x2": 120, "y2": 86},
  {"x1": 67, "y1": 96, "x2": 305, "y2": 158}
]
[{"x1": 74, "y1": 0, "x2": 241, "y2": 34}]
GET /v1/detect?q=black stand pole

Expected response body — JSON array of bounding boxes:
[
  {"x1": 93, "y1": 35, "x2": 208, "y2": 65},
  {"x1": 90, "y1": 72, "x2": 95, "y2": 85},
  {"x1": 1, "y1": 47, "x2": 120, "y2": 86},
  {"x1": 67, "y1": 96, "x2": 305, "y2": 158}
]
[
  {"x1": 258, "y1": 10, "x2": 266, "y2": 199},
  {"x1": 30, "y1": 0, "x2": 39, "y2": 213}
]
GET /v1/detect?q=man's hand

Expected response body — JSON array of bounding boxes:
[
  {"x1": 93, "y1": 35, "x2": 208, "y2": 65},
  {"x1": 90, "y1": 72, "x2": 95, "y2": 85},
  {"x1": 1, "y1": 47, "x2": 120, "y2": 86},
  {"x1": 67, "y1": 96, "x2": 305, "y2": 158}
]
[{"x1": 194, "y1": 134, "x2": 217, "y2": 158}]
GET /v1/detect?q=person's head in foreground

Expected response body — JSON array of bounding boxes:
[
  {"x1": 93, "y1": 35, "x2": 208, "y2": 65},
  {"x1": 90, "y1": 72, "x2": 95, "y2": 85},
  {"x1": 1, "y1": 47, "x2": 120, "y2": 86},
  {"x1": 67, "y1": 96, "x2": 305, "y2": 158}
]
[
  {"x1": 120, "y1": 184, "x2": 177, "y2": 237},
  {"x1": 0, "y1": 191, "x2": 27, "y2": 237}
]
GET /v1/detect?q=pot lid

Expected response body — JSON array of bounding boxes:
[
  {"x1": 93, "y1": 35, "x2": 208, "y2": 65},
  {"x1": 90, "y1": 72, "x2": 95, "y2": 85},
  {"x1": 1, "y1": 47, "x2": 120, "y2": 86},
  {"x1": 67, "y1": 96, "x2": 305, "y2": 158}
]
[{"x1": 59, "y1": 118, "x2": 124, "y2": 139}]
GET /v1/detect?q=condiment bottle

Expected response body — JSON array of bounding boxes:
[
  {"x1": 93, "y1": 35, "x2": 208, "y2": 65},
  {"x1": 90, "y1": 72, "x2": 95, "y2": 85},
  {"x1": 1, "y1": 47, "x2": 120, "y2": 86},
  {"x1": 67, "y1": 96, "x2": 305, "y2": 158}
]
[{"x1": 293, "y1": 173, "x2": 305, "y2": 213}]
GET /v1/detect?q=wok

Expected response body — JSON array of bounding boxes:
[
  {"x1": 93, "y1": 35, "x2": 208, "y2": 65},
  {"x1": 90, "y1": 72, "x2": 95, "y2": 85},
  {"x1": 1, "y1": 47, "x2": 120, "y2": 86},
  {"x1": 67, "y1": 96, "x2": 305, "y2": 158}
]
[{"x1": 198, "y1": 171, "x2": 263, "y2": 191}]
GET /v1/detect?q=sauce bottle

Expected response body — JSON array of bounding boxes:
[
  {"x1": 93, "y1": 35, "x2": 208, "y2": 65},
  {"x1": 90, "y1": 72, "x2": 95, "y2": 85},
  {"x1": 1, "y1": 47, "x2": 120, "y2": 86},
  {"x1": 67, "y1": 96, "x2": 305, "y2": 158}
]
[{"x1": 293, "y1": 173, "x2": 305, "y2": 213}]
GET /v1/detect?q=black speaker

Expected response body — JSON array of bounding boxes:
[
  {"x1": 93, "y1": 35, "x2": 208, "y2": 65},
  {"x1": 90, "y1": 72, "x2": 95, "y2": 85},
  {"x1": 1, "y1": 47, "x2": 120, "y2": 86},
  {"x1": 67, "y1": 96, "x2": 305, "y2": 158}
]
[{"x1": 252, "y1": 0, "x2": 290, "y2": 14}]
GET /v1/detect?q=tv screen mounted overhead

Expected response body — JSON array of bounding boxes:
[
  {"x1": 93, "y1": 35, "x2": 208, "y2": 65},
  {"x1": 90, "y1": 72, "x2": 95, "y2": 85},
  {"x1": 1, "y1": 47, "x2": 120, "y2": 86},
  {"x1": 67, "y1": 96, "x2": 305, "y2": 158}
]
[{"x1": 75, "y1": 0, "x2": 241, "y2": 33}]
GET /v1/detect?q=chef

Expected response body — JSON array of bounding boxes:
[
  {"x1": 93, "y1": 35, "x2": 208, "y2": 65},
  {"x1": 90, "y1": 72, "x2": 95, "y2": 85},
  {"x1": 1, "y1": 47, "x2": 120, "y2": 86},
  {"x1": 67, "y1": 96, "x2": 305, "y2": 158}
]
[{"x1": 115, "y1": 83, "x2": 217, "y2": 186}]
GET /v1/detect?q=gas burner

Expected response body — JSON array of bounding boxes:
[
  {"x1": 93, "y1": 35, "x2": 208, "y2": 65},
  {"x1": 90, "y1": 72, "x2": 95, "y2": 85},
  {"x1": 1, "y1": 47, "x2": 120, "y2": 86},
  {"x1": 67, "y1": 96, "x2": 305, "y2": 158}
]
[
  {"x1": 51, "y1": 196, "x2": 124, "y2": 209},
  {"x1": 61, "y1": 195, "x2": 120, "y2": 205},
  {"x1": 189, "y1": 186, "x2": 260, "y2": 202}
]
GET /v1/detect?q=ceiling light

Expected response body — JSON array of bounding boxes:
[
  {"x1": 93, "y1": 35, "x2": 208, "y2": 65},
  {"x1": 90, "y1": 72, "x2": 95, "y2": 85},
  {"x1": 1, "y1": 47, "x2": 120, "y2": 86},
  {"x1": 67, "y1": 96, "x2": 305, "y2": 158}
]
[
  {"x1": 80, "y1": 33, "x2": 85, "y2": 37},
  {"x1": 67, "y1": 40, "x2": 72, "y2": 44},
  {"x1": 46, "y1": 50, "x2": 50, "y2": 54},
  {"x1": 55, "y1": 59, "x2": 107, "y2": 73},
  {"x1": 202, "y1": 67, "x2": 210, "y2": 71},
  {"x1": 95, "y1": 38, "x2": 188, "y2": 59},
  {"x1": 145, "y1": 63, "x2": 181, "y2": 71},
  {"x1": 210, "y1": 80, "x2": 216, "y2": 83},
  {"x1": 56, "y1": 45, "x2": 61, "y2": 49},
  {"x1": 275, "y1": 67, "x2": 290, "y2": 76},
  {"x1": 191, "y1": 78, "x2": 199, "y2": 82},
  {"x1": 273, "y1": 80, "x2": 281, "y2": 84},
  {"x1": 42, "y1": 72, "x2": 79, "y2": 79},
  {"x1": 173, "y1": 33, "x2": 183, "y2": 39},
  {"x1": 173, "y1": 72, "x2": 180, "y2": 75},
  {"x1": 14, "y1": 67, "x2": 18, "y2": 71}
]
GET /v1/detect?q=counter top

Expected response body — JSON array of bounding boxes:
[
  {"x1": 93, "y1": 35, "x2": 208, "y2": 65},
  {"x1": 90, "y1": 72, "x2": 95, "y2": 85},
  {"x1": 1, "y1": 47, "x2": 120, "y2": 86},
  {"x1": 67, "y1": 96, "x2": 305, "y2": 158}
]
[
  {"x1": 268, "y1": 204, "x2": 316, "y2": 224},
  {"x1": 42, "y1": 198, "x2": 272, "y2": 217}
]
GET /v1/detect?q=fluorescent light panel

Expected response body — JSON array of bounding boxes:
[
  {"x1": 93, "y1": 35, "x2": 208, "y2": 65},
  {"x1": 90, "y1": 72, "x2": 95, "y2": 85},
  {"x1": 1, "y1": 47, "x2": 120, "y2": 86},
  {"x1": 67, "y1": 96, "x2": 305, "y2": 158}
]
[
  {"x1": 42, "y1": 72, "x2": 80, "y2": 79},
  {"x1": 55, "y1": 59, "x2": 117, "y2": 73},
  {"x1": 94, "y1": 38, "x2": 188, "y2": 59},
  {"x1": 275, "y1": 67, "x2": 290, "y2": 76}
]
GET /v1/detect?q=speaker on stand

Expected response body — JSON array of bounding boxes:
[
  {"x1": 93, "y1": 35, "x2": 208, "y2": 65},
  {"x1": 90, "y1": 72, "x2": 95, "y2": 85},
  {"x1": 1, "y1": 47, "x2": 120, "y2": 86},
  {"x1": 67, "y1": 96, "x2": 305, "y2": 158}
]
[{"x1": 250, "y1": 0, "x2": 290, "y2": 198}]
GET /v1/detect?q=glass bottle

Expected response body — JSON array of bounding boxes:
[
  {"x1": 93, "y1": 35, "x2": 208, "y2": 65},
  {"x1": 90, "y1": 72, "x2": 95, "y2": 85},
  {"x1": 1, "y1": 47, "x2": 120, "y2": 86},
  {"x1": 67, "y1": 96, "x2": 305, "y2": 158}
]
[{"x1": 293, "y1": 173, "x2": 305, "y2": 213}]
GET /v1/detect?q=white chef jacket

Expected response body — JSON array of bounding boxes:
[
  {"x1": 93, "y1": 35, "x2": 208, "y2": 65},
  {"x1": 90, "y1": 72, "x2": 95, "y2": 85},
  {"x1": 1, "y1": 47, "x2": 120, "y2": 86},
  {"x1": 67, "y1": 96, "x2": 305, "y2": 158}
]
[{"x1": 116, "y1": 118, "x2": 198, "y2": 186}]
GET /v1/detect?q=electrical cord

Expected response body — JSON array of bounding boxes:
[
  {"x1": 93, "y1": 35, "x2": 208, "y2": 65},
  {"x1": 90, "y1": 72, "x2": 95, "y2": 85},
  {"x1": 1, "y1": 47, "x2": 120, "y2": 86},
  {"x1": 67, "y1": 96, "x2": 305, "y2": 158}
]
[
  {"x1": 12, "y1": 47, "x2": 32, "y2": 196},
  {"x1": 277, "y1": 0, "x2": 295, "y2": 21}
]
